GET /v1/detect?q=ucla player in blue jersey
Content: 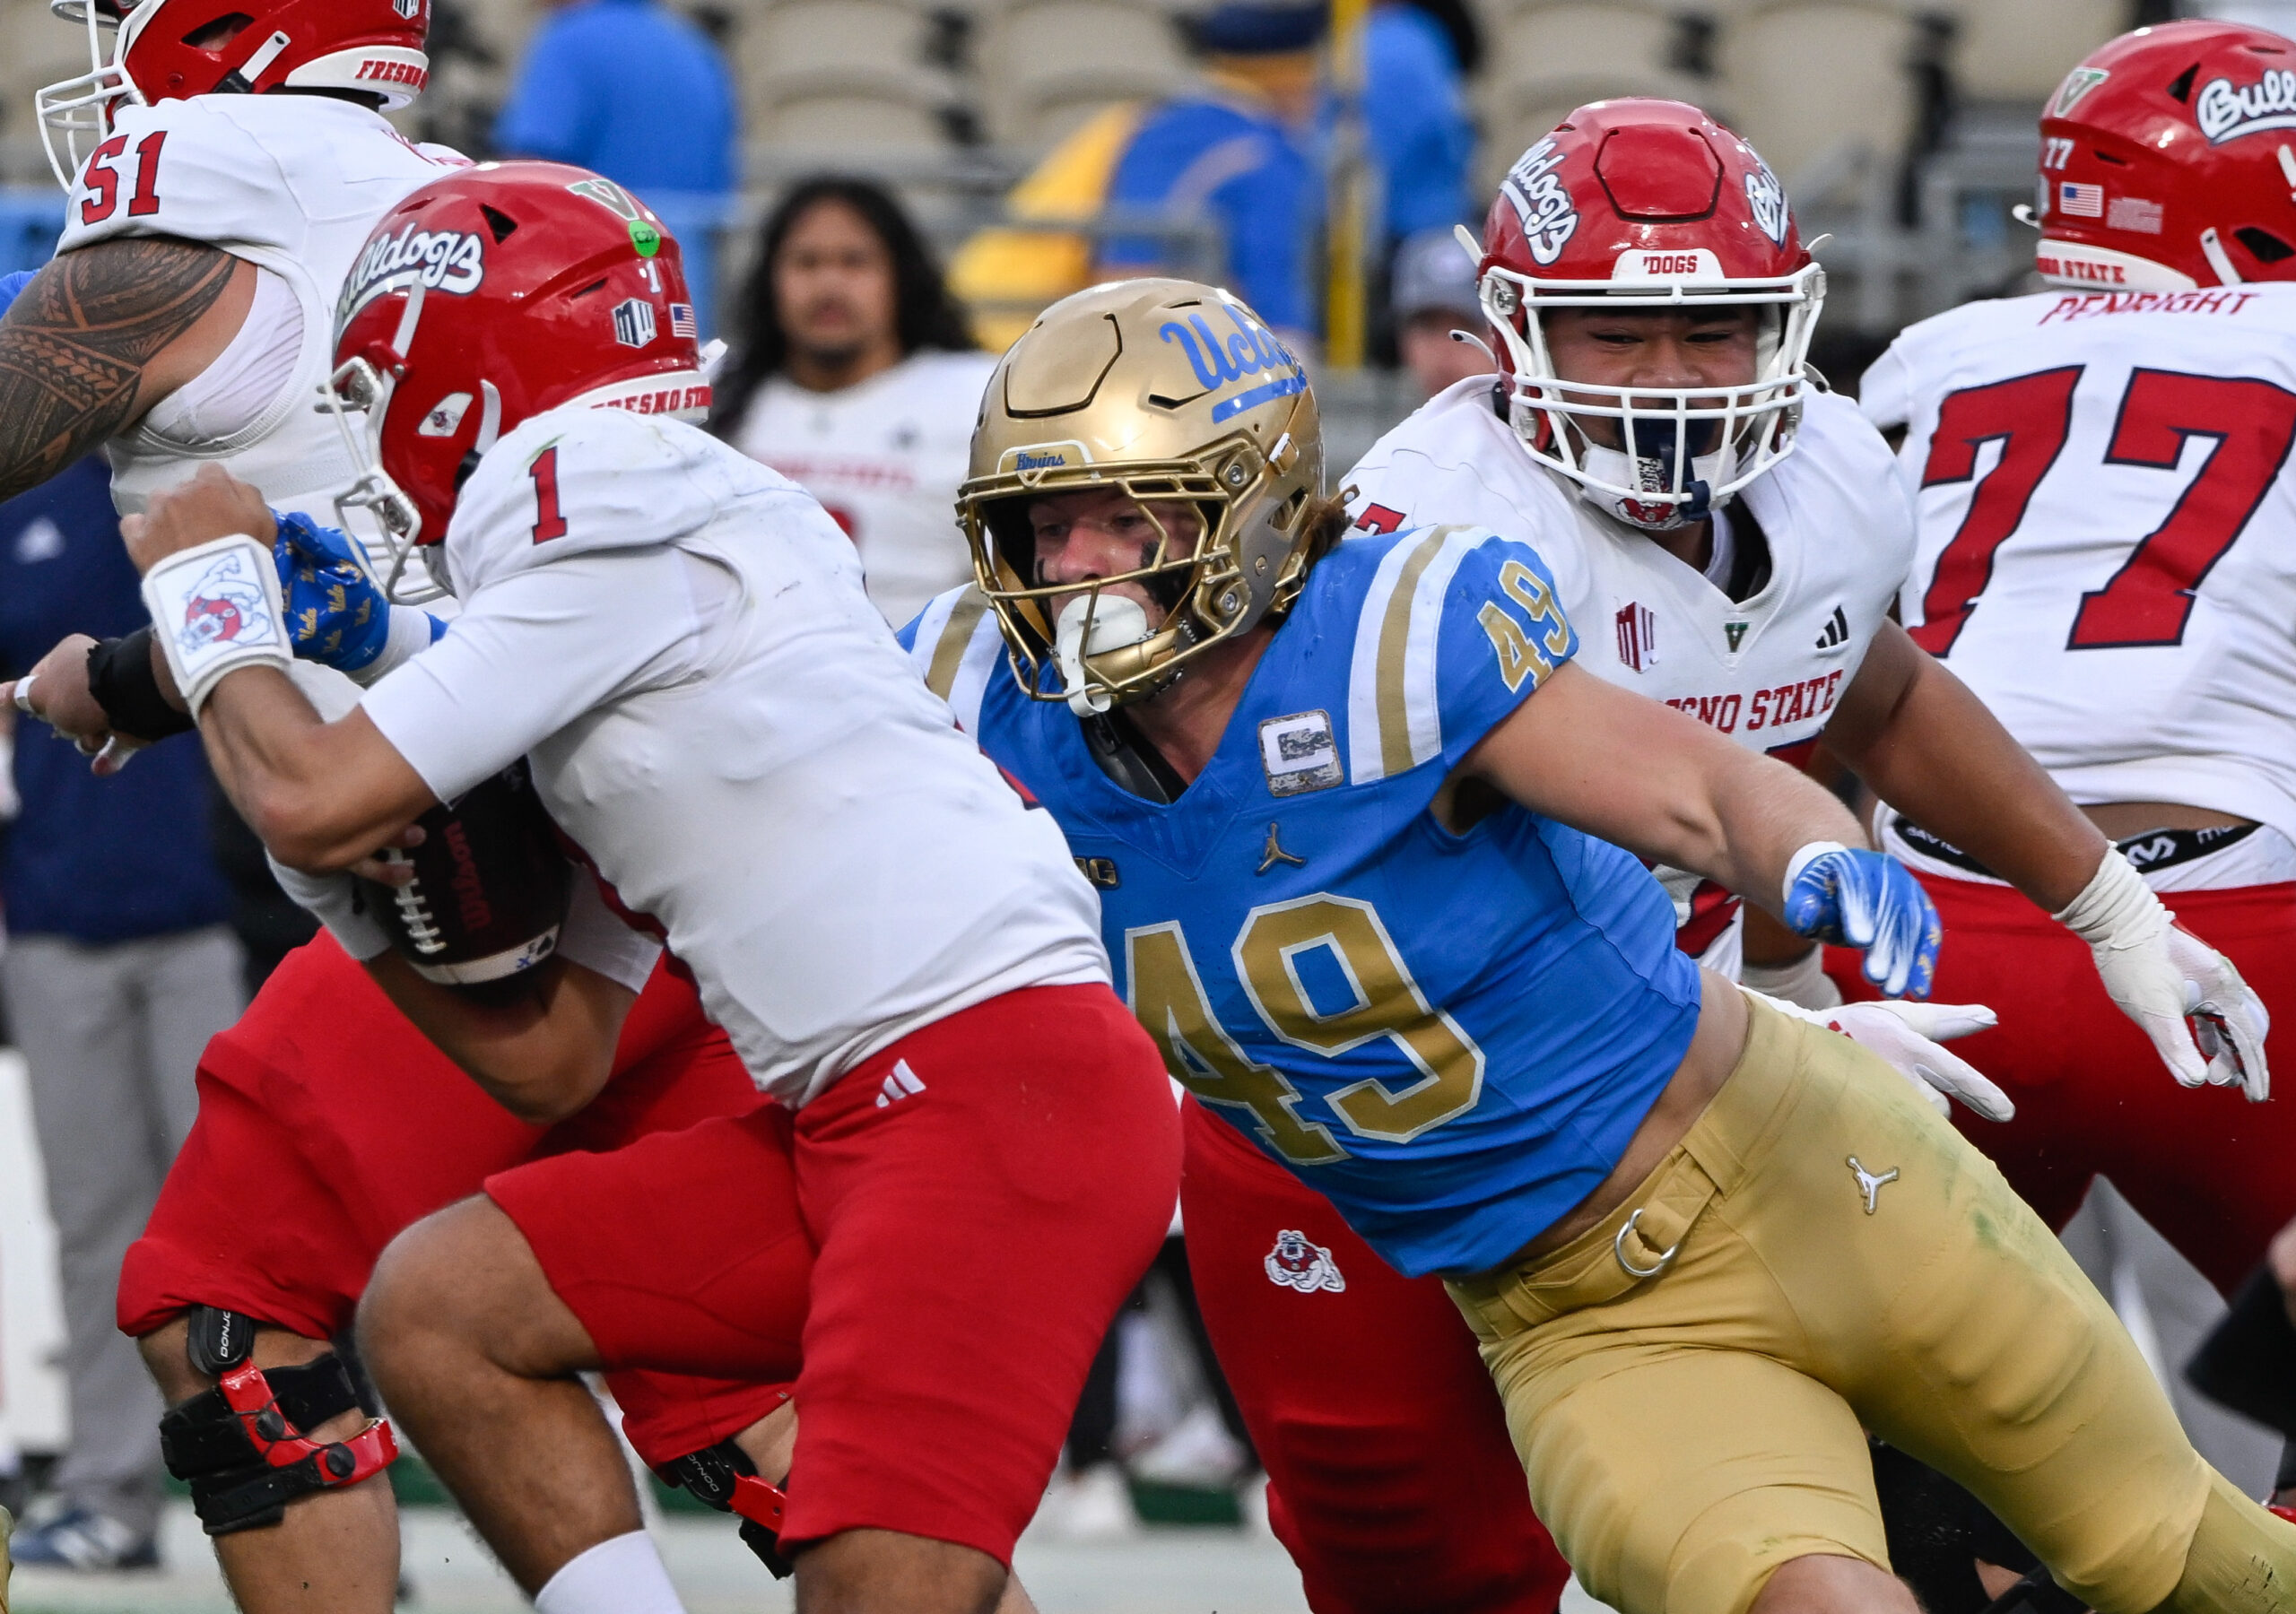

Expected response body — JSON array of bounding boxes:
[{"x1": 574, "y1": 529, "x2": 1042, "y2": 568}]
[{"x1": 904, "y1": 278, "x2": 2296, "y2": 1614}]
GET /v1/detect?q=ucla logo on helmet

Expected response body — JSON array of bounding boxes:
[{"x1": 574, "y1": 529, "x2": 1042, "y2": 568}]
[
  {"x1": 1263, "y1": 1229, "x2": 1345, "y2": 1294},
  {"x1": 1501, "y1": 137, "x2": 1578, "y2": 267},
  {"x1": 1744, "y1": 159, "x2": 1789, "y2": 247},
  {"x1": 2196, "y1": 68, "x2": 2296, "y2": 143},
  {"x1": 1155, "y1": 300, "x2": 1306, "y2": 424}
]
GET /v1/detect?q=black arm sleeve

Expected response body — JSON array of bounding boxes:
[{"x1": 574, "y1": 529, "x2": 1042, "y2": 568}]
[{"x1": 86, "y1": 627, "x2": 195, "y2": 742}]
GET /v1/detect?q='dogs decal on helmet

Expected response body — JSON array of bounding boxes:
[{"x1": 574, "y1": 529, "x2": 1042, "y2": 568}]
[
  {"x1": 1500, "y1": 137, "x2": 1578, "y2": 266},
  {"x1": 339, "y1": 224, "x2": 486, "y2": 325},
  {"x1": 2196, "y1": 65, "x2": 2296, "y2": 143}
]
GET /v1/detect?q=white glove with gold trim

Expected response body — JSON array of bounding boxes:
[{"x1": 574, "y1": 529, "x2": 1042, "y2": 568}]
[
  {"x1": 2054, "y1": 846, "x2": 2269, "y2": 1100},
  {"x1": 139, "y1": 534, "x2": 291, "y2": 717}
]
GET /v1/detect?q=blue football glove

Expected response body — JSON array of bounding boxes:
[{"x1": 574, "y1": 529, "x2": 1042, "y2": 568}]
[
  {"x1": 274, "y1": 510, "x2": 393, "y2": 672},
  {"x1": 1781, "y1": 841, "x2": 1941, "y2": 1000}
]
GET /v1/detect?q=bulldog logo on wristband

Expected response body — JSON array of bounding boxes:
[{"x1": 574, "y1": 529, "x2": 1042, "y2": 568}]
[{"x1": 174, "y1": 547, "x2": 282, "y2": 655}]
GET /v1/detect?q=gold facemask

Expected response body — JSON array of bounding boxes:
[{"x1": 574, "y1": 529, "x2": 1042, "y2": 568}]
[{"x1": 959, "y1": 278, "x2": 1325, "y2": 715}]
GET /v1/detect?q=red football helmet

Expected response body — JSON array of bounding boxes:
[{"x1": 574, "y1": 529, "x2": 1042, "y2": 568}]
[
  {"x1": 39, "y1": 0, "x2": 430, "y2": 188},
  {"x1": 2036, "y1": 20, "x2": 2296, "y2": 291},
  {"x1": 1477, "y1": 99, "x2": 1823, "y2": 532},
  {"x1": 323, "y1": 161, "x2": 711, "y2": 600}
]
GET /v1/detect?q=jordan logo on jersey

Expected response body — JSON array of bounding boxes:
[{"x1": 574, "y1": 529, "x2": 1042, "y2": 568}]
[
  {"x1": 1265, "y1": 1230, "x2": 1345, "y2": 1293},
  {"x1": 1614, "y1": 602, "x2": 1658, "y2": 672}
]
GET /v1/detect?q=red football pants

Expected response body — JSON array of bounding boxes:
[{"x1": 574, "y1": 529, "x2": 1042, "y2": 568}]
[
  {"x1": 1182, "y1": 1098, "x2": 1571, "y2": 1614},
  {"x1": 1829, "y1": 876, "x2": 2296, "y2": 1295},
  {"x1": 120, "y1": 934, "x2": 790, "y2": 1460},
  {"x1": 490, "y1": 984, "x2": 1179, "y2": 1566}
]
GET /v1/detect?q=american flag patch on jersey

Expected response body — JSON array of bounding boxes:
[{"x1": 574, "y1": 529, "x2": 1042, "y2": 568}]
[
  {"x1": 669, "y1": 302, "x2": 698, "y2": 338},
  {"x1": 2059, "y1": 181, "x2": 2105, "y2": 219}
]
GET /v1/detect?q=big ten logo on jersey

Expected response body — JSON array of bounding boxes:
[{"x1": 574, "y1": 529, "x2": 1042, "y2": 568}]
[
  {"x1": 1665, "y1": 668, "x2": 1844, "y2": 735},
  {"x1": 1156, "y1": 302, "x2": 1306, "y2": 424}
]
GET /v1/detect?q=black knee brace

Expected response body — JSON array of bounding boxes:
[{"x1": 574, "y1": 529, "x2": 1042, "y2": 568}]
[
  {"x1": 653, "y1": 1438, "x2": 793, "y2": 1579},
  {"x1": 158, "y1": 1306, "x2": 400, "y2": 1536}
]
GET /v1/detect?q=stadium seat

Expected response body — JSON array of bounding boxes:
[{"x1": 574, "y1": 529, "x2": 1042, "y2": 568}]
[
  {"x1": 1935, "y1": 0, "x2": 2124, "y2": 106},
  {"x1": 974, "y1": 0, "x2": 1194, "y2": 152},
  {"x1": 1484, "y1": 0, "x2": 1679, "y2": 83},
  {"x1": 1478, "y1": 67, "x2": 1718, "y2": 193},
  {"x1": 1714, "y1": 0, "x2": 1918, "y2": 196},
  {"x1": 750, "y1": 80, "x2": 955, "y2": 155},
  {"x1": 0, "y1": 0, "x2": 100, "y2": 176}
]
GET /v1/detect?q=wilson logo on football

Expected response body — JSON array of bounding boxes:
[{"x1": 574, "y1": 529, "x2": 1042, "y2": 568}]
[
  {"x1": 1500, "y1": 136, "x2": 1578, "y2": 266},
  {"x1": 2196, "y1": 69, "x2": 2296, "y2": 143},
  {"x1": 339, "y1": 224, "x2": 486, "y2": 323}
]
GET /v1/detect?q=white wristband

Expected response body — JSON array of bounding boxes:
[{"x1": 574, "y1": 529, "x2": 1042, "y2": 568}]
[
  {"x1": 352, "y1": 605, "x2": 445, "y2": 687},
  {"x1": 553, "y1": 875, "x2": 663, "y2": 994},
  {"x1": 1740, "y1": 945, "x2": 1843, "y2": 1011},
  {"x1": 265, "y1": 854, "x2": 391, "y2": 962},
  {"x1": 141, "y1": 534, "x2": 292, "y2": 716},
  {"x1": 1782, "y1": 840, "x2": 1850, "y2": 907},
  {"x1": 2050, "y1": 845, "x2": 2167, "y2": 949}
]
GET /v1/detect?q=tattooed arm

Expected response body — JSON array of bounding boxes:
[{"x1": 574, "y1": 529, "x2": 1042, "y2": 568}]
[{"x1": 0, "y1": 237, "x2": 255, "y2": 503}]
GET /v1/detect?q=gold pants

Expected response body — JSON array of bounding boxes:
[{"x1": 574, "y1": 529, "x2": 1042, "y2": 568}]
[{"x1": 1447, "y1": 996, "x2": 2278, "y2": 1614}]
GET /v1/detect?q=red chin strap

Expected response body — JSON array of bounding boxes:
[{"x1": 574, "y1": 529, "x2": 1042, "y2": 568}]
[{"x1": 217, "y1": 1358, "x2": 400, "y2": 1489}]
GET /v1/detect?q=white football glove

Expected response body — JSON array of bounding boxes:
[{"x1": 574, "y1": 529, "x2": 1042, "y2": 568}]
[
  {"x1": 2054, "y1": 848, "x2": 2270, "y2": 1101},
  {"x1": 1747, "y1": 988, "x2": 2014, "y2": 1122}
]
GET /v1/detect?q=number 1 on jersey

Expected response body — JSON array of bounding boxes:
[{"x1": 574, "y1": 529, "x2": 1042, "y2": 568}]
[{"x1": 529, "y1": 446, "x2": 568, "y2": 543}]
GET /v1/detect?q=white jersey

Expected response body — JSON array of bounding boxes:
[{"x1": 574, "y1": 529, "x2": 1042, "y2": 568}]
[
  {"x1": 1861, "y1": 285, "x2": 2296, "y2": 849},
  {"x1": 360, "y1": 405, "x2": 1109, "y2": 1106},
  {"x1": 1345, "y1": 378, "x2": 1913, "y2": 968},
  {"x1": 731, "y1": 349, "x2": 996, "y2": 629},
  {"x1": 56, "y1": 93, "x2": 464, "y2": 534}
]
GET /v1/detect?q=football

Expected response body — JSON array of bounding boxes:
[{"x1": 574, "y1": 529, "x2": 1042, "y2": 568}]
[{"x1": 356, "y1": 761, "x2": 573, "y2": 985}]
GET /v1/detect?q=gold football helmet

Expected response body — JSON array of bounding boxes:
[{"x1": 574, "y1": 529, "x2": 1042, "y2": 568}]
[{"x1": 959, "y1": 278, "x2": 1324, "y2": 714}]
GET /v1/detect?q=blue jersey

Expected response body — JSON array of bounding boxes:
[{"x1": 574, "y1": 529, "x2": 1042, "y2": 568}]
[{"x1": 901, "y1": 525, "x2": 1701, "y2": 1278}]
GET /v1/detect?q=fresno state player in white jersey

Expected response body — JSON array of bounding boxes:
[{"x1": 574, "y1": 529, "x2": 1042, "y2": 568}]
[
  {"x1": 717, "y1": 180, "x2": 995, "y2": 629},
  {"x1": 1170, "y1": 100, "x2": 2268, "y2": 1614},
  {"x1": 122, "y1": 162, "x2": 1178, "y2": 1614},
  {"x1": 732, "y1": 348, "x2": 994, "y2": 626},
  {"x1": 1852, "y1": 19, "x2": 2296, "y2": 1305}
]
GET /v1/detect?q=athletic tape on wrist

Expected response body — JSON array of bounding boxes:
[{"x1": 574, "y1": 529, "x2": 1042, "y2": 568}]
[
  {"x1": 266, "y1": 854, "x2": 391, "y2": 961},
  {"x1": 140, "y1": 535, "x2": 292, "y2": 717},
  {"x1": 2049, "y1": 846, "x2": 2163, "y2": 948},
  {"x1": 1781, "y1": 840, "x2": 1849, "y2": 907},
  {"x1": 352, "y1": 605, "x2": 446, "y2": 687}
]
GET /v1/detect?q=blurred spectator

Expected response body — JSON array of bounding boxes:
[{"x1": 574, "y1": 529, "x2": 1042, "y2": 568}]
[
  {"x1": 1389, "y1": 225, "x2": 1493, "y2": 397},
  {"x1": 1358, "y1": 1, "x2": 1475, "y2": 247},
  {"x1": 493, "y1": 0, "x2": 737, "y2": 330},
  {"x1": 1099, "y1": 1, "x2": 1327, "y2": 343},
  {"x1": 956, "y1": 0, "x2": 1474, "y2": 357},
  {"x1": 714, "y1": 178, "x2": 991, "y2": 629},
  {"x1": 0, "y1": 456, "x2": 241, "y2": 1572}
]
